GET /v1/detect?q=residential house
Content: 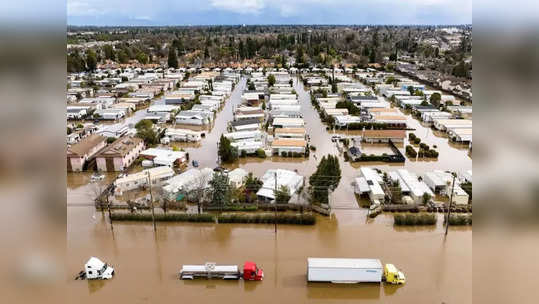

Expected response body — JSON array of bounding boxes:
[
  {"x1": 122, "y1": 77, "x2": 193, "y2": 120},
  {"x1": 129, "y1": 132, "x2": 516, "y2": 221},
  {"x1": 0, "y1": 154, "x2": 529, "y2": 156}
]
[
  {"x1": 139, "y1": 148, "x2": 188, "y2": 167},
  {"x1": 230, "y1": 118, "x2": 261, "y2": 132},
  {"x1": 165, "y1": 128, "x2": 202, "y2": 142},
  {"x1": 175, "y1": 110, "x2": 212, "y2": 126},
  {"x1": 228, "y1": 168, "x2": 249, "y2": 188},
  {"x1": 354, "y1": 167, "x2": 385, "y2": 202},
  {"x1": 67, "y1": 134, "x2": 106, "y2": 172},
  {"x1": 361, "y1": 130, "x2": 406, "y2": 143},
  {"x1": 96, "y1": 136, "x2": 145, "y2": 172},
  {"x1": 256, "y1": 169, "x2": 304, "y2": 203},
  {"x1": 114, "y1": 166, "x2": 175, "y2": 194},
  {"x1": 274, "y1": 128, "x2": 306, "y2": 140},
  {"x1": 271, "y1": 139, "x2": 307, "y2": 155},
  {"x1": 272, "y1": 117, "x2": 305, "y2": 129}
]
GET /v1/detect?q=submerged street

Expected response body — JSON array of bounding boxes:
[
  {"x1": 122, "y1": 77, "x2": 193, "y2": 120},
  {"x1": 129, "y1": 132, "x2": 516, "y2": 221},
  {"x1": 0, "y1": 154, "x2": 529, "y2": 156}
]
[{"x1": 68, "y1": 74, "x2": 471, "y2": 303}]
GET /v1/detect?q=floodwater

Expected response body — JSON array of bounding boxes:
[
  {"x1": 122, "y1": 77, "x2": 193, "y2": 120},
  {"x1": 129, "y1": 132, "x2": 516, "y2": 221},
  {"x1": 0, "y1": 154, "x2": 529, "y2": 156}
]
[
  {"x1": 68, "y1": 75, "x2": 472, "y2": 303},
  {"x1": 67, "y1": 209, "x2": 471, "y2": 303}
]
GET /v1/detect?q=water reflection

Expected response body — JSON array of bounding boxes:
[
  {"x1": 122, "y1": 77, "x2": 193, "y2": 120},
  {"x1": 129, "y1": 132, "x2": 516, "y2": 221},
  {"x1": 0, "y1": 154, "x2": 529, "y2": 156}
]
[
  {"x1": 306, "y1": 282, "x2": 381, "y2": 300},
  {"x1": 87, "y1": 280, "x2": 106, "y2": 294}
]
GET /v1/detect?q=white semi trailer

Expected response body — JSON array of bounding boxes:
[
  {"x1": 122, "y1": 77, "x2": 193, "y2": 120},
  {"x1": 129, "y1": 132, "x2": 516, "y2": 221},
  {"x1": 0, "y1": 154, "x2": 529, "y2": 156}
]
[{"x1": 307, "y1": 258, "x2": 383, "y2": 283}]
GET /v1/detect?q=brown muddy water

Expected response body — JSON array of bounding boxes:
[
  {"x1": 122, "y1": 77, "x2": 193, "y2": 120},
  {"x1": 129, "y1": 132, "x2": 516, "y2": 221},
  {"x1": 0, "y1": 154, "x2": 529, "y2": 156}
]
[{"x1": 68, "y1": 76, "x2": 471, "y2": 303}]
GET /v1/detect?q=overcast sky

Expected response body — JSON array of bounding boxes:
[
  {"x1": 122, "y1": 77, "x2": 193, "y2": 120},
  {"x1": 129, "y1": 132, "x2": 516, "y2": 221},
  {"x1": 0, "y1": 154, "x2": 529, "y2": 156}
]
[{"x1": 67, "y1": 0, "x2": 472, "y2": 26}]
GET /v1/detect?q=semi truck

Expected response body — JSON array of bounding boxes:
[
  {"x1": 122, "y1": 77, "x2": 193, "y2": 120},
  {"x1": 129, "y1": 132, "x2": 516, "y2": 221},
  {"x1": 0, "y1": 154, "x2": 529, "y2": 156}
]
[
  {"x1": 179, "y1": 261, "x2": 264, "y2": 281},
  {"x1": 307, "y1": 258, "x2": 405, "y2": 285},
  {"x1": 75, "y1": 257, "x2": 115, "y2": 280}
]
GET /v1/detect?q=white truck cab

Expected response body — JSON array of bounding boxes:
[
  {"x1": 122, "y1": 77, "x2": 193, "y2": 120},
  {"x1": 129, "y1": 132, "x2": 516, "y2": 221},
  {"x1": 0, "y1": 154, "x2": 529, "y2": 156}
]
[{"x1": 85, "y1": 257, "x2": 115, "y2": 280}]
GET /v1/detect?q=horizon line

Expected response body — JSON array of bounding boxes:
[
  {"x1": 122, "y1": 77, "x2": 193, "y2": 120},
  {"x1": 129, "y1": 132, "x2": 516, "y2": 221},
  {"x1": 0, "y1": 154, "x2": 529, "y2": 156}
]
[{"x1": 68, "y1": 23, "x2": 472, "y2": 28}]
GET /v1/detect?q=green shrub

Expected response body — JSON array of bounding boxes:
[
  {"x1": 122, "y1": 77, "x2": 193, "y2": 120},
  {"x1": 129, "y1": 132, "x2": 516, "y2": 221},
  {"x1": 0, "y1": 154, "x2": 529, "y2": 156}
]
[
  {"x1": 217, "y1": 213, "x2": 315, "y2": 225},
  {"x1": 310, "y1": 145, "x2": 316, "y2": 151},
  {"x1": 408, "y1": 133, "x2": 416, "y2": 140},
  {"x1": 448, "y1": 214, "x2": 472, "y2": 225},
  {"x1": 256, "y1": 149, "x2": 266, "y2": 158},
  {"x1": 281, "y1": 151, "x2": 287, "y2": 157},
  {"x1": 413, "y1": 137, "x2": 421, "y2": 144},
  {"x1": 394, "y1": 213, "x2": 437, "y2": 226},
  {"x1": 111, "y1": 213, "x2": 215, "y2": 222},
  {"x1": 406, "y1": 145, "x2": 417, "y2": 157}
]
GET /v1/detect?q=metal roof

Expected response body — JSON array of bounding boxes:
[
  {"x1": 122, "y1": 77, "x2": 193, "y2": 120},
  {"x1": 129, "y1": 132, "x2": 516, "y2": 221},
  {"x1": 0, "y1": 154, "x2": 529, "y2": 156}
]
[{"x1": 308, "y1": 258, "x2": 382, "y2": 269}]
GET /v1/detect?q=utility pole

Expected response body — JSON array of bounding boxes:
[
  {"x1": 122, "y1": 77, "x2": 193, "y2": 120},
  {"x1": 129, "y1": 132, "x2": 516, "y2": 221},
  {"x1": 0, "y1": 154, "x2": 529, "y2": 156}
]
[
  {"x1": 274, "y1": 171, "x2": 278, "y2": 234},
  {"x1": 147, "y1": 171, "x2": 156, "y2": 231},
  {"x1": 106, "y1": 185, "x2": 113, "y2": 232},
  {"x1": 445, "y1": 172, "x2": 456, "y2": 236}
]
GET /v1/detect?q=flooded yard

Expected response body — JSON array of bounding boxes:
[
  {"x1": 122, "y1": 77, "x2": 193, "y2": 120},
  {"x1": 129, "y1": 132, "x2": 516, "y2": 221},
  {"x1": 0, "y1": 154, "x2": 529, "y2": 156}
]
[{"x1": 68, "y1": 75, "x2": 472, "y2": 303}]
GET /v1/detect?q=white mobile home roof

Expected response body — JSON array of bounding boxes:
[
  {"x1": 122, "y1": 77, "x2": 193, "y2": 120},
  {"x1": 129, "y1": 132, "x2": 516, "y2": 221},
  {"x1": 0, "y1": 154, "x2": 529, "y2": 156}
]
[
  {"x1": 273, "y1": 117, "x2": 305, "y2": 127},
  {"x1": 396, "y1": 169, "x2": 433, "y2": 198},
  {"x1": 115, "y1": 166, "x2": 174, "y2": 187},
  {"x1": 388, "y1": 171, "x2": 410, "y2": 193},
  {"x1": 359, "y1": 167, "x2": 383, "y2": 184}
]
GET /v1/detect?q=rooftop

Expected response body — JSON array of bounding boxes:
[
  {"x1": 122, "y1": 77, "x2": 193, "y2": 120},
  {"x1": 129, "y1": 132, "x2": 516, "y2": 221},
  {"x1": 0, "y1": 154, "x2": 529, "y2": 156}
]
[
  {"x1": 274, "y1": 128, "x2": 306, "y2": 134},
  {"x1": 68, "y1": 134, "x2": 106, "y2": 156},
  {"x1": 272, "y1": 139, "x2": 307, "y2": 147},
  {"x1": 362, "y1": 129, "x2": 406, "y2": 139},
  {"x1": 98, "y1": 136, "x2": 143, "y2": 157}
]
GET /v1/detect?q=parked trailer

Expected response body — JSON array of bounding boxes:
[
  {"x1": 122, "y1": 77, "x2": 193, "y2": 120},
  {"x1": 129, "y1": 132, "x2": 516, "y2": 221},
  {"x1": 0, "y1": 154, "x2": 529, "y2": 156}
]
[
  {"x1": 179, "y1": 261, "x2": 263, "y2": 281},
  {"x1": 307, "y1": 258, "x2": 406, "y2": 284}
]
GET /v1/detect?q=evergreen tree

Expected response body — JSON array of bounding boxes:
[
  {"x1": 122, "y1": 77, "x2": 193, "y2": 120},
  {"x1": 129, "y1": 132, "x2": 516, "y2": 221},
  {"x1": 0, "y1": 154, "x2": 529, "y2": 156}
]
[
  {"x1": 274, "y1": 186, "x2": 291, "y2": 204},
  {"x1": 67, "y1": 51, "x2": 85, "y2": 73},
  {"x1": 86, "y1": 49, "x2": 97, "y2": 71},
  {"x1": 136, "y1": 52, "x2": 148, "y2": 64},
  {"x1": 103, "y1": 45, "x2": 115, "y2": 61},
  {"x1": 309, "y1": 155, "x2": 341, "y2": 205},
  {"x1": 218, "y1": 135, "x2": 238, "y2": 163},
  {"x1": 430, "y1": 93, "x2": 442, "y2": 107},
  {"x1": 267, "y1": 74, "x2": 276, "y2": 87},
  {"x1": 117, "y1": 50, "x2": 129, "y2": 64},
  {"x1": 168, "y1": 47, "x2": 178, "y2": 68},
  {"x1": 210, "y1": 173, "x2": 231, "y2": 207}
]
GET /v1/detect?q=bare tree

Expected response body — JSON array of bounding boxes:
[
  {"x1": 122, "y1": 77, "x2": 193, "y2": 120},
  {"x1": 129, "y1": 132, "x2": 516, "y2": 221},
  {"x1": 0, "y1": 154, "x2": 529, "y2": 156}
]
[
  {"x1": 189, "y1": 174, "x2": 211, "y2": 214},
  {"x1": 91, "y1": 182, "x2": 106, "y2": 210},
  {"x1": 153, "y1": 184, "x2": 169, "y2": 214}
]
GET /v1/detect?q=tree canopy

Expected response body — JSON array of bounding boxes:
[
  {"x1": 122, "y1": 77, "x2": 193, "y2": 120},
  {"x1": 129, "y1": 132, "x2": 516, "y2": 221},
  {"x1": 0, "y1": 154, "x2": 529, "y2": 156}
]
[
  {"x1": 309, "y1": 155, "x2": 341, "y2": 205},
  {"x1": 168, "y1": 47, "x2": 178, "y2": 68},
  {"x1": 218, "y1": 135, "x2": 238, "y2": 163},
  {"x1": 209, "y1": 173, "x2": 231, "y2": 207},
  {"x1": 135, "y1": 119, "x2": 159, "y2": 145}
]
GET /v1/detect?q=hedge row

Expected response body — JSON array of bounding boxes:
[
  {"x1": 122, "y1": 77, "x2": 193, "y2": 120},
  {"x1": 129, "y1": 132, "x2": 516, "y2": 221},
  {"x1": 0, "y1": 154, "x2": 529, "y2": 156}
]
[
  {"x1": 277, "y1": 151, "x2": 307, "y2": 158},
  {"x1": 394, "y1": 213, "x2": 437, "y2": 225},
  {"x1": 447, "y1": 214, "x2": 472, "y2": 225},
  {"x1": 338, "y1": 122, "x2": 406, "y2": 130},
  {"x1": 205, "y1": 205, "x2": 258, "y2": 212},
  {"x1": 110, "y1": 213, "x2": 215, "y2": 222},
  {"x1": 217, "y1": 213, "x2": 316, "y2": 225}
]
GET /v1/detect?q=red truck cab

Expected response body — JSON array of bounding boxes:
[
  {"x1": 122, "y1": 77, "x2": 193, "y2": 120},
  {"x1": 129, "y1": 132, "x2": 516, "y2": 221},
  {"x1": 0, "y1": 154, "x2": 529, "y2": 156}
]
[{"x1": 242, "y1": 261, "x2": 264, "y2": 281}]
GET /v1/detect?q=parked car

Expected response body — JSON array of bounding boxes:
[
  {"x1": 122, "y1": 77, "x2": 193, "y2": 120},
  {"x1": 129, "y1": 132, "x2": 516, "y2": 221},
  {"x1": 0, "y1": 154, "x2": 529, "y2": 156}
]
[{"x1": 90, "y1": 173, "x2": 105, "y2": 182}]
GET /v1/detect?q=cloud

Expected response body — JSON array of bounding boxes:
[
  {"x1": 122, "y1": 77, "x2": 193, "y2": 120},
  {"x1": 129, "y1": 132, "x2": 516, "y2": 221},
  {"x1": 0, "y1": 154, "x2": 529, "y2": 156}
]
[
  {"x1": 210, "y1": 0, "x2": 266, "y2": 14},
  {"x1": 67, "y1": 0, "x2": 472, "y2": 25}
]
